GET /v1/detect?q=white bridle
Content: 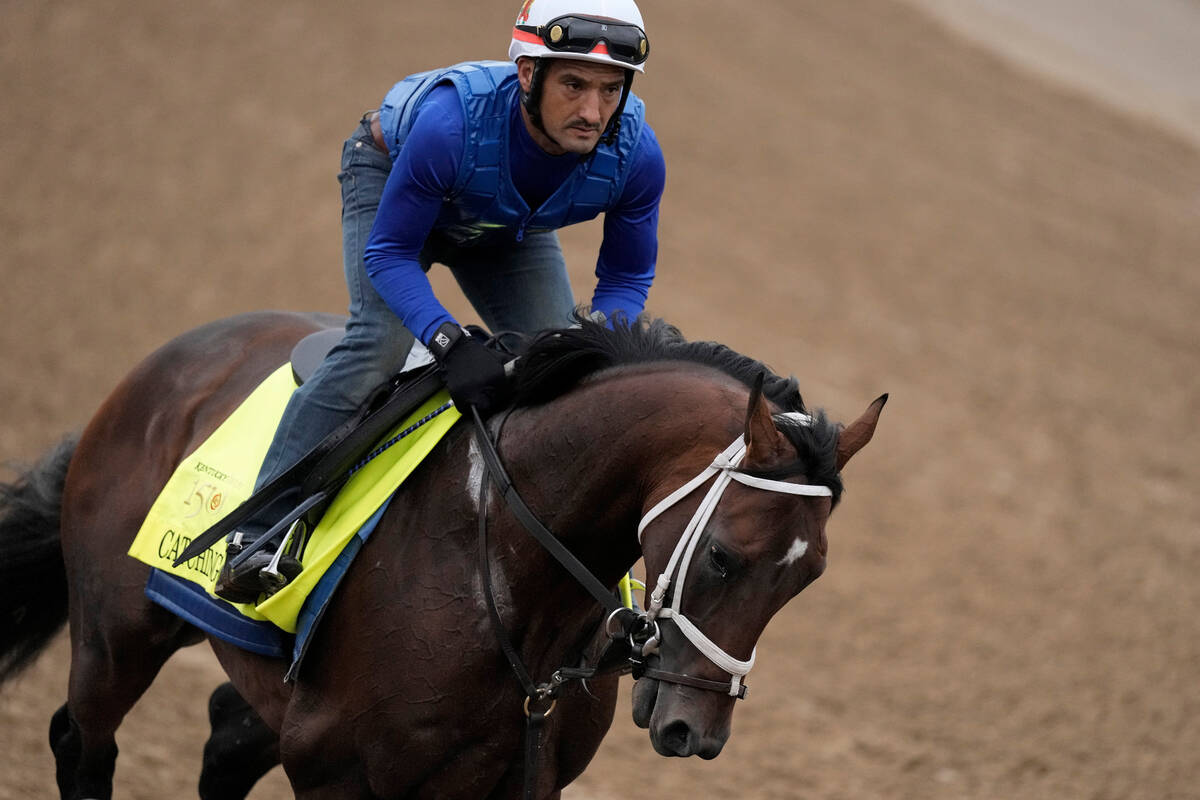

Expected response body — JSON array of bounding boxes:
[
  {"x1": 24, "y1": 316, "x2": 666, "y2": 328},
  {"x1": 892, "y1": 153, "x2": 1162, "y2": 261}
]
[{"x1": 636, "y1": 414, "x2": 833, "y2": 696}]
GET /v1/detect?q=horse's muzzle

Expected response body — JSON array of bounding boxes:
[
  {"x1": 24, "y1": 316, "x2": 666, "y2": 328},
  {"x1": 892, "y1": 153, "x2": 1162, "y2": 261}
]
[{"x1": 651, "y1": 717, "x2": 726, "y2": 759}]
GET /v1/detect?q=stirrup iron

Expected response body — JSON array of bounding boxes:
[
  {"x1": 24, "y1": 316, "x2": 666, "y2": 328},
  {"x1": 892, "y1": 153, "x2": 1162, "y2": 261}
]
[
  {"x1": 227, "y1": 490, "x2": 327, "y2": 571},
  {"x1": 261, "y1": 518, "x2": 307, "y2": 594}
]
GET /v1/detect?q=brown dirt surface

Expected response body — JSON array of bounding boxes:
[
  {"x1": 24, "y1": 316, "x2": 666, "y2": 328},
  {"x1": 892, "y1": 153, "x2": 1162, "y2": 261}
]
[{"x1": 3, "y1": 1, "x2": 1198, "y2": 798}]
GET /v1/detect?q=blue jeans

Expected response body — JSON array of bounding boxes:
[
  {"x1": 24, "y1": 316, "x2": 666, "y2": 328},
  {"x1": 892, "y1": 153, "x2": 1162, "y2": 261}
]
[{"x1": 249, "y1": 115, "x2": 576, "y2": 513}]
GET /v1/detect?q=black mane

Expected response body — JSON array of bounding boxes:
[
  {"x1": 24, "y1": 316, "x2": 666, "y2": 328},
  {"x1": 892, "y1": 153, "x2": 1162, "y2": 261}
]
[{"x1": 508, "y1": 316, "x2": 844, "y2": 500}]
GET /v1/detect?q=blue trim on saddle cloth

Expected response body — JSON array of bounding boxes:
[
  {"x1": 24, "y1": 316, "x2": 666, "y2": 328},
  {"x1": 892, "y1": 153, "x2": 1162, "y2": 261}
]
[
  {"x1": 145, "y1": 570, "x2": 291, "y2": 658},
  {"x1": 143, "y1": 496, "x2": 395, "y2": 664}
]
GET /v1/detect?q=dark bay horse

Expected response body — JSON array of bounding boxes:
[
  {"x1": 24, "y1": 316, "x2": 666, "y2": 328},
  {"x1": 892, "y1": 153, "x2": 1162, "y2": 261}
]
[{"x1": 0, "y1": 311, "x2": 885, "y2": 799}]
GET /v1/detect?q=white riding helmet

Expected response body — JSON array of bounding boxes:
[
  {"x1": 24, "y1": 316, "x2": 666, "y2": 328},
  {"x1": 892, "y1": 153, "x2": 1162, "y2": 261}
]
[{"x1": 509, "y1": 0, "x2": 650, "y2": 74}]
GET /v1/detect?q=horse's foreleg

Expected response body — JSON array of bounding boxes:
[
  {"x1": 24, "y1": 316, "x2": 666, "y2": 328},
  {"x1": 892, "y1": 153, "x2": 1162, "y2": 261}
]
[
  {"x1": 199, "y1": 682, "x2": 281, "y2": 800},
  {"x1": 280, "y1": 727, "x2": 375, "y2": 800}
]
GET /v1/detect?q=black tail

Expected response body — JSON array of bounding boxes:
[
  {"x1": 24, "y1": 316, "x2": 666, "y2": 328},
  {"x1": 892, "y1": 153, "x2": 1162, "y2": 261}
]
[{"x1": 0, "y1": 436, "x2": 77, "y2": 684}]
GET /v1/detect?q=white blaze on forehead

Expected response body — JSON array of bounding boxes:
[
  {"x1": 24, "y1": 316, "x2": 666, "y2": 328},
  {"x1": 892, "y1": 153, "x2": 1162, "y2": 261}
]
[{"x1": 777, "y1": 537, "x2": 809, "y2": 566}]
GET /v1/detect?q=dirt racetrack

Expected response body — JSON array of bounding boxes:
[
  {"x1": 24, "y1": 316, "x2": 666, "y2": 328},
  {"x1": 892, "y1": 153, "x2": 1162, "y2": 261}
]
[{"x1": 3, "y1": 1, "x2": 1199, "y2": 798}]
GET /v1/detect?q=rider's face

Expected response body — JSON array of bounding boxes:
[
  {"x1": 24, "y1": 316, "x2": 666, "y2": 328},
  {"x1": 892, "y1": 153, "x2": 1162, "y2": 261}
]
[{"x1": 518, "y1": 58, "x2": 627, "y2": 155}]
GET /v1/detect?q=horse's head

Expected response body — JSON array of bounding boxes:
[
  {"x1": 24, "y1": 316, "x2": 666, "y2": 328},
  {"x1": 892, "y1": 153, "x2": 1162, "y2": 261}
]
[{"x1": 631, "y1": 383, "x2": 886, "y2": 758}]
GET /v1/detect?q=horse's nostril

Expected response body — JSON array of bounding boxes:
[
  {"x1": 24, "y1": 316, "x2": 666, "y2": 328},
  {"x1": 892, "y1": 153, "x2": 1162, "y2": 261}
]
[{"x1": 660, "y1": 719, "x2": 693, "y2": 757}]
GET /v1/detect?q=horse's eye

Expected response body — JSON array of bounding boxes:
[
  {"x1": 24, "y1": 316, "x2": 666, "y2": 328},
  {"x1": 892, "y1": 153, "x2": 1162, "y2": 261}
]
[{"x1": 709, "y1": 545, "x2": 730, "y2": 580}]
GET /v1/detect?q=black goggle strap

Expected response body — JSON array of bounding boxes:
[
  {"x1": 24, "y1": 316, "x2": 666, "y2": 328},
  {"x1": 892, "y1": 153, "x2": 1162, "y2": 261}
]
[{"x1": 515, "y1": 15, "x2": 649, "y2": 65}]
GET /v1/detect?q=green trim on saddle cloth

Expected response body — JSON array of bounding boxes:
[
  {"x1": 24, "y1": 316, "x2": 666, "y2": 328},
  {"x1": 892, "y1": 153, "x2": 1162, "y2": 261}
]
[{"x1": 128, "y1": 364, "x2": 461, "y2": 633}]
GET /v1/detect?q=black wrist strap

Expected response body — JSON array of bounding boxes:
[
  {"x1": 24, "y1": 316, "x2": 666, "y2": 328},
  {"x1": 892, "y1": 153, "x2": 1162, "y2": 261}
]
[{"x1": 427, "y1": 321, "x2": 464, "y2": 362}]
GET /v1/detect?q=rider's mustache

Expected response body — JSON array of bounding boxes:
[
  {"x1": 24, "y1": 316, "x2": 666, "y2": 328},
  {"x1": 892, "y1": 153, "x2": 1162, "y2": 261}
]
[{"x1": 565, "y1": 118, "x2": 601, "y2": 132}]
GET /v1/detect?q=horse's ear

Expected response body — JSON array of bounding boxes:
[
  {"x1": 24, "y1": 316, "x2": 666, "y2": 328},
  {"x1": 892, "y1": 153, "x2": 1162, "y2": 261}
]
[
  {"x1": 744, "y1": 372, "x2": 784, "y2": 465},
  {"x1": 836, "y1": 394, "x2": 888, "y2": 471}
]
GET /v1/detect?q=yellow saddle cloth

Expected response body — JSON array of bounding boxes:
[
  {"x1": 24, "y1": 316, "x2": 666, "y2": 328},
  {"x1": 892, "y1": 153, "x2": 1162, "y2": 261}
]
[{"x1": 128, "y1": 364, "x2": 460, "y2": 633}]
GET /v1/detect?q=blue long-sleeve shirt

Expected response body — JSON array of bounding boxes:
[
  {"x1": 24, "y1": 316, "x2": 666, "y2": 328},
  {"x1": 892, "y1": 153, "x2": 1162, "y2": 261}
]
[{"x1": 363, "y1": 84, "x2": 665, "y2": 344}]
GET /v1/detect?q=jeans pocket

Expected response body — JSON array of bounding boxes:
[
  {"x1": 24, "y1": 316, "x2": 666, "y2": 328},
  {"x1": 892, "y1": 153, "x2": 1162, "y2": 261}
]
[{"x1": 339, "y1": 146, "x2": 390, "y2": 200}]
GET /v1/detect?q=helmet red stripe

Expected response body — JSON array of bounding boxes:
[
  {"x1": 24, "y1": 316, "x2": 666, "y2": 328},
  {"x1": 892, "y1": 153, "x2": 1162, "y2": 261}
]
[{"x1": 511, "y1": 27, "x2": 543, "y2": 44}]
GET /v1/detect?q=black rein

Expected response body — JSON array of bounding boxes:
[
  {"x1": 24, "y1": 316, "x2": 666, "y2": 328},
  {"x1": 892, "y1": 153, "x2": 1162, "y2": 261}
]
[{"x1": 471, "y1": 407, "x2": 647, "y2": 800}]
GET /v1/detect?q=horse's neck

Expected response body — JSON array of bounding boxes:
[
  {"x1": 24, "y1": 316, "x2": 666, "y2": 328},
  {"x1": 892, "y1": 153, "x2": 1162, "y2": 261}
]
[
  {"x1": 479, "y1": 367, "x2": 745, "y2": 678},
  {"x1": 497, "y1": 367, "x2": 745, "y2": 588}
]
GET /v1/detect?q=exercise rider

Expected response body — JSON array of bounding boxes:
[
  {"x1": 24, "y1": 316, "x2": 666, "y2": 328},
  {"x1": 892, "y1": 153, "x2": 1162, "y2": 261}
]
[{"x1": 215, "y1": 0, "x2": 665, "y2": 602}]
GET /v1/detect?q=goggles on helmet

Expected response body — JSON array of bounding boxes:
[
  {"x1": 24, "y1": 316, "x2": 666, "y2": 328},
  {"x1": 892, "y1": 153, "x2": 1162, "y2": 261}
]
[{"x1": 514, "y1": 14, "x2": 649, "y2": 66}]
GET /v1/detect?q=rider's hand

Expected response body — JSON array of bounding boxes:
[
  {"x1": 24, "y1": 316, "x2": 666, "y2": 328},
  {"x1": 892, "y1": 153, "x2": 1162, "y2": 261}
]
[{"x1": 427, "y1": 322, "x2": 511, "y2": 417}]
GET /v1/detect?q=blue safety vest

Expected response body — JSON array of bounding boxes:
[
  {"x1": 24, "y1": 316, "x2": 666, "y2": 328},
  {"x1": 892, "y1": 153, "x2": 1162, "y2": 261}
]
[{"x1": 378, "y1": 60, "x2": 646, "y2": 243}]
